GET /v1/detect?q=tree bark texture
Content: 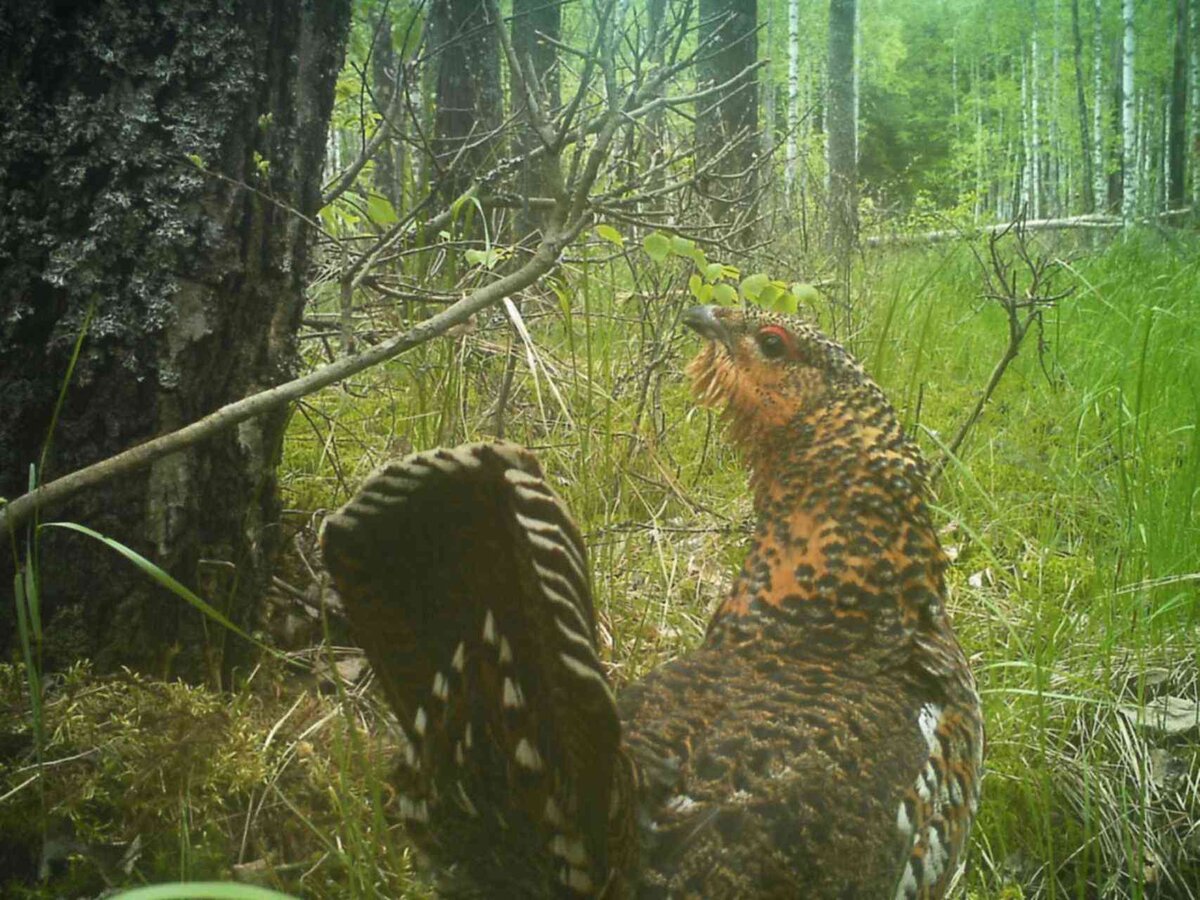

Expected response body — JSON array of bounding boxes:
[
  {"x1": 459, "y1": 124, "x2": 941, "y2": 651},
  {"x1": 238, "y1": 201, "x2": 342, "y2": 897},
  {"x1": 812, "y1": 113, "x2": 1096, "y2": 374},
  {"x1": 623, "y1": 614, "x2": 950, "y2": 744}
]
[
  {"x1": 826, "y1": 0, "x2": 857, "y2": 258},
  {"x1": 431, "y1": 0, "x2": 503, "y2": 205},
  {"x1": 1168, "y1": 0, "x2": 1189, "y2": 207},
  {"x1": 0, "y1": 0, "x2": 351, "y2": 681},
  {"x1": 1121, "y1": 0, "x2": 1136, "y2": 221},
  {"x1": 1093, "y1": 0, "x2": 1107, "y2": 211},
  {"x1": 1191, "y1": 0, "x2": 1199, "y2": 208},
  {"x1": 1071, "y1": 0, "x2": 1096, "y2": 212},
  {"x1": 786, "y1": 0, "x2": 800, "y2": 198},
  {"x1": 697, "y1": 0, "x2": 759, "y2": 239},
  {"x1": 370, "y1": 8, "x2": 404, "y2": 212},
  {"x1": 511, "y1": 0, "x2": 562, "y2": 242}
]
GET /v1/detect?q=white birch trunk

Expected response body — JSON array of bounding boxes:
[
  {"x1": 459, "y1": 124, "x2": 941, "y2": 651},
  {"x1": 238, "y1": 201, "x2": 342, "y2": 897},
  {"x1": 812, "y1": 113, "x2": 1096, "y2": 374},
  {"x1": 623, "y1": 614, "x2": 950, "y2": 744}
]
[
  {"x1": 1051, "y1": 0, "x2": 1061, "y2": 214},
  {"x1": 952, "y1": 47, "x2": 960, "y2": 142},
  {"x1": 1159, "y1": 92, "x2": 1167, "y2": 212},
  {"x1": 1121, "y1": 0, "x2": 1136, "y2": 223},
  {"x1": 976, "y1": 61, "x2": 985, "y2": 219},
  {"x1": 786, "y1": 0, "x2": 800, "y2": 198},
  {"x1": 1022, "y1": 55, "x2": 1033, "y2": 212},
  {"x1": 1031, "y1": 11, "x2": 1043, "y2": 218}
]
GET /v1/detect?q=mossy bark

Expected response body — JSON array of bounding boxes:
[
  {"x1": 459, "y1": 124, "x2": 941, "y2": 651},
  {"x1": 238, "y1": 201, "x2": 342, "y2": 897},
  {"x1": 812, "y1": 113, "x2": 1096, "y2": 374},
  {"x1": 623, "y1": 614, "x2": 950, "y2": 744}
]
[{"x1": 0, "y1": 0, "x2": 351, "y2": 682}]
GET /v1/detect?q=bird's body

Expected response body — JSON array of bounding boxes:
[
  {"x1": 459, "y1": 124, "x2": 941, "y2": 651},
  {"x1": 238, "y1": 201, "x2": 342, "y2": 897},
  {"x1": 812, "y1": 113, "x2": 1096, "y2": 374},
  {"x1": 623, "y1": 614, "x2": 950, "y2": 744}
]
[{"x1": 321, "y1": 305, "x2": 983, "y2": 898}]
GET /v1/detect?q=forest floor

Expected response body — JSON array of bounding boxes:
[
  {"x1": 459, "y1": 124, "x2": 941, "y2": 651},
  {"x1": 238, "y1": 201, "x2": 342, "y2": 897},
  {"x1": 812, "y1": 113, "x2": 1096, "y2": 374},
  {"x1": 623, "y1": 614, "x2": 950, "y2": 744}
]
[{"x1": 3, "y1": 229, "x2": 1199, "y2": 898}]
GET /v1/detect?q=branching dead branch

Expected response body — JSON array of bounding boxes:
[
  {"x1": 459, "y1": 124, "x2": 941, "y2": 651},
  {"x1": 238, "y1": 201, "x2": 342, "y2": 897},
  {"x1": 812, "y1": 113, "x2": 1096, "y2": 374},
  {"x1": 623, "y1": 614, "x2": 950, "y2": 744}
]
[{"x1": 931, "y1": 212, "x2": 1075, "y2": 482}]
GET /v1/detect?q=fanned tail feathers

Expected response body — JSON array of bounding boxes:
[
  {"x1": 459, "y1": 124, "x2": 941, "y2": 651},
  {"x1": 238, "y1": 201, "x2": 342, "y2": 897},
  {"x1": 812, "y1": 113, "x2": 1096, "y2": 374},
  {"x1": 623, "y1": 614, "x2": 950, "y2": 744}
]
[{"x1": 321, "y1": 442, "x2": 625, "y2": 896}]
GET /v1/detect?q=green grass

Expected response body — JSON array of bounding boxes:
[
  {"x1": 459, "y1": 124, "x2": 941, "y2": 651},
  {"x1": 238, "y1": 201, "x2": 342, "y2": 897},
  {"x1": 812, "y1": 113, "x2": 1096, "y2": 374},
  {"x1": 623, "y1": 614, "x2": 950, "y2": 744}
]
[{"x1": 5, "y1": 229, "x2": 1199, "y2": 897}]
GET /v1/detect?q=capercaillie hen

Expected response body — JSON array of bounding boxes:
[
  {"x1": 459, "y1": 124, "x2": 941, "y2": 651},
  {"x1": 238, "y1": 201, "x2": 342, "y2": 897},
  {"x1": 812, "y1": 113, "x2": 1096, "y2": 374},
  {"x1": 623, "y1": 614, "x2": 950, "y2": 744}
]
[{"x1": 321, "y1": 305, "x2": 983, "y2": 898}]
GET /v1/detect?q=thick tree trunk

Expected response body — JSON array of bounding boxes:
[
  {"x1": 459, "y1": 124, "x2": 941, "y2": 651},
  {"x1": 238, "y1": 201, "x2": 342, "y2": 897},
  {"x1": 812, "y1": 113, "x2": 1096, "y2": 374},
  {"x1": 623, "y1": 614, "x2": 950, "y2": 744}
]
[
  {"x1": 1072, "y1": 0, "x2": 1097, "y2": 212},
  {"x1": 1168, "y1": 0, "x2": 1189, "y2": 208},
  {"x1": 0, "y1": 1, "x2": 350, "y2": 681},
  {"x1": 697, "y1": 0, "x2": 759, "y2": 241},
  {"x1": 431, "y1": 0, "x2": 503, "y2": 205},
  {"x1": 826, "y1": 0, "x2": 857, "y2": 261},
  {"x1": 511, "y1": 0, "x2": 562, "y2": 243}
]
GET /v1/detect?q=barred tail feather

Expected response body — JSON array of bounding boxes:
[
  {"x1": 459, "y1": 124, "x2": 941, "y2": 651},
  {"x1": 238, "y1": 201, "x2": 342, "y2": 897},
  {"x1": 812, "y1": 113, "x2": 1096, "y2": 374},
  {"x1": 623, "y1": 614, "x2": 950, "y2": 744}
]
[{"x1": 321, "y1": 442, "x2": 626, "y2": 896}]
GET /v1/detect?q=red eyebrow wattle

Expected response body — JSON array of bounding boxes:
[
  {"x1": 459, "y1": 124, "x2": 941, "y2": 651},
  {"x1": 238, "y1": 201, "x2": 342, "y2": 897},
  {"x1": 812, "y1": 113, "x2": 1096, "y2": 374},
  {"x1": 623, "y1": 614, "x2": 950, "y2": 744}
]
[{"x1": 759, "y1": 325, "x2": 793, "y2": 344}]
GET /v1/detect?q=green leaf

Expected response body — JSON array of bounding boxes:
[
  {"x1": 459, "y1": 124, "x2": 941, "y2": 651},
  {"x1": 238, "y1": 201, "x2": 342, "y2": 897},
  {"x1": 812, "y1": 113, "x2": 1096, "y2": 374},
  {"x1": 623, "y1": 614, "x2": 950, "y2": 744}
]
[
  {"x1": 670, "y1": 235, "x2": 696, "y2": 257},
  {"x1": 695, "y1": 282, "x2": 714, "y2": 303},
  {"x1": 791, "y1": 282, "x2": 821, "y2": 305},
  {"x1": 704, "y1": 263, "x2": 726, "y2": 282},
  {"x1": 758, "y1": 284, "x2": 799, "y2": 314},
  {"x1": 643, "y1": 232, "x2": 671, "y2": 263},
  {"x1": 367, "y1": 193, "x2": 398, "y2": 226},
  {"x1": 688, "y1": 273, "x2": 704, "y2": 299},
  {"x1": 758, "y1": 283, "x2": 783, "y2": 308},
  {"x1": 739, "y1": 272, "x2": 771, "y2": 302},
  {"x1": 185, "y1": 153, "x2": 206, "y2": 170},
  {"x1": 712, "y1": 283, "x2": 738, "y2": 305},
  {"x1": 465, "y1": 247, "x2": 505, "y2": 269},
  {"x1": 595, "y1": 224, "x2": 624, "y2": 246}
]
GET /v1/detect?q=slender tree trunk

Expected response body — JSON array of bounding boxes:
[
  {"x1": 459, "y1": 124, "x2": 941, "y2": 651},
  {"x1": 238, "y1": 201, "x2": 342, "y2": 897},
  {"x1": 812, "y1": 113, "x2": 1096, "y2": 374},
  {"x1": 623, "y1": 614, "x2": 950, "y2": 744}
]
[
  {"x1": 1169, "y1": 0, "x2": 1189, "y2": 208},
  {"x1": 1031, "y1": 4, "x2": 1043, "y2": 218},
  {"x1": 511, "y1": 0, "x2": 562, "y2": 242},
  {"x1": 826, "y1": 0, "x2": 857, "y2": 263},
  {"x1": 1191, "y1": 0, "x2": 1199, "y2": 209},
  {"x1": 1022, "y1": 53, "x2": 1033, "y2": 211},
  {"x1": 853, "y1": 0, "x2": 861, "y2": 166},
  {"x1": 0, "y1": 1, "x2": 351, "y2": 680},
  {"x1": 1094, "y1": 0, "x2": 1107, "y2": 210},
  {"x1": 762, "y1": 6, "x2": 777, "y2": 169},
  {"x1": 370, "y1": 9, "x2": 402, "y2": 212},
  {"x1": 786, "y1": 0, "x2": 800, "y2": 197},
  {"x1": 1121, "y1": 0, "x2": 1136, "y2": 222},
  {"x1": 1072, "y1": 0, "x2": 1097, "y2": 211},
  {"x1": 644, "y1": 0, "x2": 669, "y2": 202},
  {"x1": 976, "y1": 60, "x2": 986, "y2": 218},
  {"x1": 1051, "y1": 0, "x2": 1061, "y2": 213},
  {"x1": 697, "y1": 0, "x2": 759, "y2": 242}
]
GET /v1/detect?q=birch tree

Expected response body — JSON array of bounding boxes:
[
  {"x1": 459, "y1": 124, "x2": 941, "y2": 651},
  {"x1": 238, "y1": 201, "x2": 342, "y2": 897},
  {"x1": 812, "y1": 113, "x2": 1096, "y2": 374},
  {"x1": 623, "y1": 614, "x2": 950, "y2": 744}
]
[
  {"x1": 827, "y1": 0, "x2": 857, "y2": 260},
  {"x1": 1072, "y1": 0, "x2": 1096, "y2": 210},
  {"x1": 786, "y1": 0, "x2": 801, "y2": 197},
  {"x1": 1168, "y1": 0, "x2": 1188, "y2": 208},
  {"x1": 1121, "y1": 0, "x2": 1136, "y2": 222}
]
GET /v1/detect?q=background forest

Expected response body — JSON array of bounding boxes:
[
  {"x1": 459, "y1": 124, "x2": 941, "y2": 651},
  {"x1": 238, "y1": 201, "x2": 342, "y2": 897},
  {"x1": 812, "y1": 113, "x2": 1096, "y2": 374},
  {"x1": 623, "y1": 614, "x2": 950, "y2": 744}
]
[{"x1": 1, "y1": 0, "x2": 1199, "y2": 898}]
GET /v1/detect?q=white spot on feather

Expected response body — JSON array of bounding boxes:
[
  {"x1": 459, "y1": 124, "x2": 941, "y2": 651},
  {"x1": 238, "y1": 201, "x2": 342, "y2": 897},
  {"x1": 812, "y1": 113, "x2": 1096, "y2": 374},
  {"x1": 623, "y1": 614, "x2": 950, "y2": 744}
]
[
  {"x1": 432, "y1": 671, "x2": 448, "y2": 700},
  {"x1": 514, "y1": 738, "x2": 542, "y2": 770},
  {"x1": 503, "y1": 678, "x2": 524, "y2": 709}
]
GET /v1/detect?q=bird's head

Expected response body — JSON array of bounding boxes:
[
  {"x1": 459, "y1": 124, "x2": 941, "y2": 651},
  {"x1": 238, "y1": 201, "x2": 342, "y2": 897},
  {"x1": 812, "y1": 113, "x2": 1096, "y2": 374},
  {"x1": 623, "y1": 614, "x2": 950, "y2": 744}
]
[{"x1": 683, "y1": 305, "x2": 873, "y2": 451}]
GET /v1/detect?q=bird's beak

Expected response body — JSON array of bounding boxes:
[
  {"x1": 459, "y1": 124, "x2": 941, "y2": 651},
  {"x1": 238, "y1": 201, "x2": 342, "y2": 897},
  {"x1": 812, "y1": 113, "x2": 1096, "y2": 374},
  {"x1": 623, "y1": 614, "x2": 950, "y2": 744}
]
[{"x1": 683, "y1": 305, "x2": 735, "y2": 354}]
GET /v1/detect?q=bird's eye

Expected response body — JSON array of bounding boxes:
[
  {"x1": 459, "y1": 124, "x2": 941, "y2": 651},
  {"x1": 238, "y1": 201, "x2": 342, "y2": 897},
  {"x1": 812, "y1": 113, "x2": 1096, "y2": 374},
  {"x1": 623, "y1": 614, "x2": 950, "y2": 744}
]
[{"x1": 756, "y1": 328, "x2": 788, "y2": 359}]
